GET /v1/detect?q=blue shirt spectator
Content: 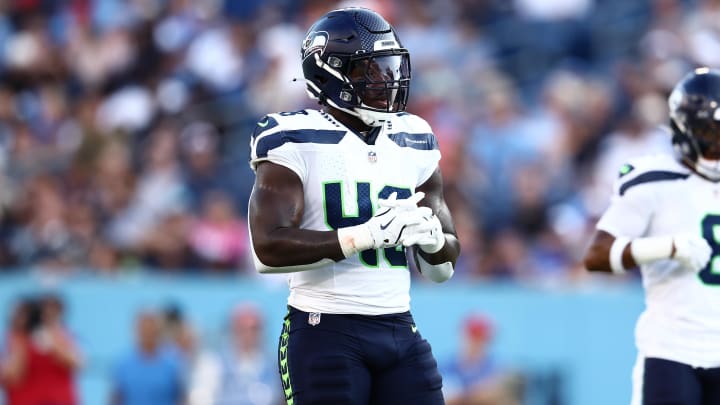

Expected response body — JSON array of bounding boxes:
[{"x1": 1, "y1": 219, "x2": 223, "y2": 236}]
[{"x1": 111, "y1": 310, "x2": 185, "y2": 405}]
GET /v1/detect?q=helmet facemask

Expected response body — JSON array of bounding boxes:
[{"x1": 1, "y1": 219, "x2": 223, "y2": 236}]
[
  {"x1": 313, "y1": 50, "x2": 411, "y2": 127},
  {"x1": 342, "y1": 51, "x2": 410, "y2": 125},
  {"x1": 671, "y1": 106, "x2": 720, "y2": 181}
]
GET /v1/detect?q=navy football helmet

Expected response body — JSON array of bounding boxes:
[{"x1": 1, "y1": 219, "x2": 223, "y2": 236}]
[
  {"x1": 669, "y1": 67, "x2": 720, "y2": 181},
  {"x1": 300, "y1": 7, "x2": 411, "y2": 127}
]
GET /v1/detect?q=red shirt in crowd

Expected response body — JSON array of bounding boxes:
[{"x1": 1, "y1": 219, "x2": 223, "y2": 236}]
[{"x1": 3, "y1": 332, "x2": 77, "y2": 405}]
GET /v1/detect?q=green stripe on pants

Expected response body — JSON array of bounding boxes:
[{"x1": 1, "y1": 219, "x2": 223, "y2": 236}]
[{"x1": 279, "y1": 315, "x2": 293, "y2": 405}]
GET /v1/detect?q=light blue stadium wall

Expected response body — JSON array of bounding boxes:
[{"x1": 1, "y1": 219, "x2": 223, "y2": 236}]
[{"x1": 0, "y1": 274, "x2": 643, "y2": 405}]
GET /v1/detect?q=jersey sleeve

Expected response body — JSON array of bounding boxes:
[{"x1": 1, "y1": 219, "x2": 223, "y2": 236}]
[
  {"x1": 416, "y1": 137, "x2": 440, "y2": 187},
  {"x1": 390, "y1": 113, "x2": 441, "y2": 187},
  {"x1": 249, "y1": 115, "x2": 307, "y2": 183},
  {"x1": 595, "y1": 162, "x2": 656, "y2": 238}
]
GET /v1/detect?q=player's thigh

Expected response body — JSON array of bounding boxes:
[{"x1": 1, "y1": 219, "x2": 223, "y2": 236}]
[
  {"x1": 278, "y1": 312, "x2": 371, "y2": 405},
  {"x1": 641, "y1": 357, "x2": 701, "y2": 405},
  {"x1": 369, "y1": 337, "x2": 444, "y2": 405}
]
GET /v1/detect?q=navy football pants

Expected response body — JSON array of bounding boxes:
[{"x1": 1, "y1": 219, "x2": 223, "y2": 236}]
[
  {"x1": 642, "y1": 357, "x2": 720, "y2": 405},
  {"x1": 278, "y1": 306, "x2": 444, "y2": 405}
]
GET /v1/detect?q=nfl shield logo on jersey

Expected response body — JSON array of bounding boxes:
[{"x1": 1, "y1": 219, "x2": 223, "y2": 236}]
[
  {"x1": 368, "y1": 151, "x2": 377, "y2": 163},
  {"x1": 308, "y1": 312, "x2": 321, "y2": 326}
]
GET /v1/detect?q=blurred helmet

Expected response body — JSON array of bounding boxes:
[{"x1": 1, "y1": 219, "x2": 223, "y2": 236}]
[
  {"x1": 669, "y1": 67, "x2": 720, "y2": 181},
  {"x1": 300, "y1": 7, "x2": 411, "y2": 127}
]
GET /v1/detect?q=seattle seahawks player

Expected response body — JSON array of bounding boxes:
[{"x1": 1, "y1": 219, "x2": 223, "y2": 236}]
[
  {"x1": 584, "y1": 67, "x2": 720, "y2": 405},
  {"x1": 248, "y1": 7, "x2": 460, "y2": 405}
]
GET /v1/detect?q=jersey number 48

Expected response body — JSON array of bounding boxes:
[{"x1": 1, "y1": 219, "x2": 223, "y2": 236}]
[{"x1": 323, "y1": 182, "x2": 411, "y2": 268}]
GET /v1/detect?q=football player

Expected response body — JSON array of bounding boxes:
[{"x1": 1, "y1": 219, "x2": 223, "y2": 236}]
[
  {"x1": 584, "y1": 67, "x2": 720, "y2": 404},
  {"x1": 248, "y1": 7, "x2": 460, "y2": 405}
]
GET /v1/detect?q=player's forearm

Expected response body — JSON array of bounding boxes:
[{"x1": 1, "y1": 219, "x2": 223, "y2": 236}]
[
  {"x1": 412, "y1": 234, "x2": 460, "y2": 283},
  {"x1": 417, "y1": 233, "x2": 460, "y2": 266},
  {"x1": 584, "y1": 230, "x2": 636, "y2": 273},
  {"x1": 584, "y1": 230, "x2": 710, "y2": 274},
  {"x1": 587, "y1": 236, "x2": 677, "y2": 274},
  {"x1": 252, "y1": 228, "x2": 345, "y2": 269},
  {"x1": 584, "y1": 232, "x2": 614, "y2": 272}
]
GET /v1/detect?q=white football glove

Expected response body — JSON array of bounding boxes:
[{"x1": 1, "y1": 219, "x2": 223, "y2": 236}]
[
  {"x1": 378, "y1": 191, "x2": 446, "y2": 253},
  {"x1": 337, "y1": 192, "x2": 429, "y2": 257},
  {"x1": 366, "y1": 192, "x2": 427, "y2": 249},
  {"x1": 402, "y1": 213, "x2": 445, "y2": 253},
  {"x1": 672, "y1": 234, "x2": 712, "y2": 272}
]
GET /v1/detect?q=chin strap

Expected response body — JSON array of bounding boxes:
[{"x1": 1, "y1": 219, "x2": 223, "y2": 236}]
[
  {"x1": 694, "y1": 156, "x2": 720, "y2": 181},
  {"x1": 355, "y1": 108, "x2": 393, "y2": 127},
  {"x1": 324, "y1": 96, "x2": 392, "y2": 127}
]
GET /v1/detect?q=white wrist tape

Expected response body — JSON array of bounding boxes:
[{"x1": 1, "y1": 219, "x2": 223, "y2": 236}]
[
  {"x1": 417, "y1": 254, "x2": 454, "y2": 283},
  {"x1": 630, "y1": 236, "x2": 674, "y2": 265},
  {"x1": 337, "y1": 224, "x2": 375, "y2": 258},
  {"x1": 609, "y1": 237, "x2": 630, "y2": 274}
]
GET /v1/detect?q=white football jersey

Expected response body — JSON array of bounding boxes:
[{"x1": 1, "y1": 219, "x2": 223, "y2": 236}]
[
  {"x1": 249, "y1": 109, "x2": 441, "y2": 315},
  {"x1": 597, "y1": 153, "x2": 720, "y2": 367}
]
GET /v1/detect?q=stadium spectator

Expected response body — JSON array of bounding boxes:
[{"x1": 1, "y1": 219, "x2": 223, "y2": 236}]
[
  {"x1": 188, "y1": 303, "x2": 281, "y2": 405},
  {"x1": 111, "y1": 309, "x2": 185, "y2": 405},
  {"x1": 188, "y1": 191, "x2": 249, "y2": 272},
  {"x1": 162, "y1": 303, "x2": 197, "y2": 362},
  {"x1": 441, "y1": 313, "x2": 523, "y2": 405},
  {"x1": 107, "y1": 123, "x2": 189, "y2": 252},
  {"x1": 0, "y1": 294, "x2": 82, "y2": 405}
]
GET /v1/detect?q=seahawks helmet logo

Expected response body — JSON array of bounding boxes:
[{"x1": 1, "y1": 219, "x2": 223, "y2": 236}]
[{"x1": 302, "y1": 31, "x2": 329, "y2": 59}]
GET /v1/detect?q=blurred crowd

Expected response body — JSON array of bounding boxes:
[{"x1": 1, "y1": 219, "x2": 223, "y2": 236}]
[
  {"x1": 110, "y1": 302, "x2": 283, "y2": 405},
  {"x1": 0, "y1": 294, "x2": 285, "y2": 405},
  {"x1": 1, "y1": 294, "x2": 528, "y2": 405},
  {"x1": 0, "y1": 0, "x2": 717, "y2": 281}
]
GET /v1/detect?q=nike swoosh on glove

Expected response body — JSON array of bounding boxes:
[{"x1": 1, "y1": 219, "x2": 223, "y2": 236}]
[
  {"x1": 365, "y1": 192, "x2": 427, "y2": 249},
  {"x1": 379, "y1": 191, "x2": 445, "y2": 253}
]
